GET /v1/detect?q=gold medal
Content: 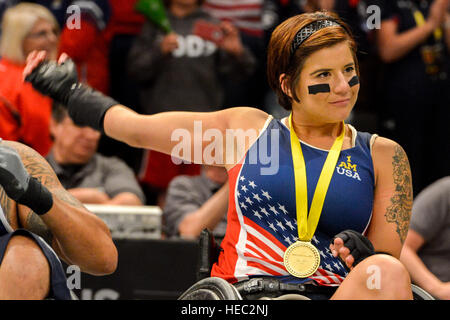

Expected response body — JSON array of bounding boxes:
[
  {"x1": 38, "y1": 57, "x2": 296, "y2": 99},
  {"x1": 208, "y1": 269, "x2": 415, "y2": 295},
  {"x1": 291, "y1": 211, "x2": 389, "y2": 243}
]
[
  {"x1": 284, "y1": 241, "x2": 321, "y2": 278},
  {"x1": 284, "y1": 114, "x2": 345, "y2": 278}
]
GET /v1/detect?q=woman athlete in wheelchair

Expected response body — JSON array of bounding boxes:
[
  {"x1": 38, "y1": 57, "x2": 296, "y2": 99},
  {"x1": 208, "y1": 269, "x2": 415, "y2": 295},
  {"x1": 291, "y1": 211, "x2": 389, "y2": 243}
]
[{"x1": 23, "y1": 11, "x2": 433, "y2": 300}]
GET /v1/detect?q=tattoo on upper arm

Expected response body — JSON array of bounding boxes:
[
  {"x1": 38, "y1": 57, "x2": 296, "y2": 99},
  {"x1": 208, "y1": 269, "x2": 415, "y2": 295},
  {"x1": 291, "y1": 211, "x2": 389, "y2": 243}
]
[
  {"x1": 7, "y1": 141, "x2": 84, "y2": 208},
  {"x1": 385, "y1": 144, "x2": 413, "y2": 244},
  {"x1": 0, "y1": 141, "x2": 87, "y2": 245},
  {"x1": 12, "y1": 142, "x2": 60, "y2": 188}
]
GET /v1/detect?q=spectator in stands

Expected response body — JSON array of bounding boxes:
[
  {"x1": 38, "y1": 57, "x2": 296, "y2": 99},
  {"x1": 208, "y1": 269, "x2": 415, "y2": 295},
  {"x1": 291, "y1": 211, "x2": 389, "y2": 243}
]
[
  {"x1": 0, "y1": 0, "x2": 18, "y2": 32},
  {"x1": 164, "y1": 165, "x2": 228, "y2": 241},
  {"x1": 95, "y1": 0, "x2": 147, "y2": 175},
  {"x1": 104, "y1": 0, "x2": 146, "y2": 110},
  {"x1": 46, "y1": 103, "x2": 145, "y2": 206},
  {"x1": 18, "y1": 0, "x2": 112, "y2": 93},
  {"x1": 366, "y1": 0, "x2": 450, "y2": 195},
  {"x1": 0, "y1": 2, "x2": 58, "y2": 156},
  {"x1": 203, "y1": 0, "x2": 267, "y2": 110},
  {"x1": 400, "y1": 176, "x2": 450, "y2": 300},
  {"x1": 57, "y1": 0, "x2": 111, "y2": 94},
  {"x1": 127, "y1": 0, "x2": 256, "y2": 206}
]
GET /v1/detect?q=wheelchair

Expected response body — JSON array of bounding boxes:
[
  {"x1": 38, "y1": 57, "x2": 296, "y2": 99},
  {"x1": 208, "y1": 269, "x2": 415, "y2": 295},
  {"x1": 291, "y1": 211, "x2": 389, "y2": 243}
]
[{"x1": 178, "y1": 229, "x2": 436, "y2": 300}]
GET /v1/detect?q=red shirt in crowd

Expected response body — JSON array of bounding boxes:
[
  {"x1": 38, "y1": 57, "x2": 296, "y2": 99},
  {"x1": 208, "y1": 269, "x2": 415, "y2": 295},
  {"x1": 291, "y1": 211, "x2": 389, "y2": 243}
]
[{"x1": 0, "y1": 58, "x2": 53, "y2": 156}]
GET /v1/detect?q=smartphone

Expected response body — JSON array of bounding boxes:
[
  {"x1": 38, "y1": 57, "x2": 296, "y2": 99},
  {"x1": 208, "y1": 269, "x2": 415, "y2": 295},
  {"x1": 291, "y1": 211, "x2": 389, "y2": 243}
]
[{"x1": 192, "y1": 20, "x2": 224, "y2": 45}]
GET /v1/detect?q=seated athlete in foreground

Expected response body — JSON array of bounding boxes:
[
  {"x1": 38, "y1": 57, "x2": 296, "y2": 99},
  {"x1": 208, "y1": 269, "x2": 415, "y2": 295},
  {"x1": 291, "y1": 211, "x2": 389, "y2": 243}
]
[
  {"x1": 0, "y1": 139, "x2": 117, "y2": 299},
  {"x1": 24, "y1": 12, "x2": 413, "y2": 299}
]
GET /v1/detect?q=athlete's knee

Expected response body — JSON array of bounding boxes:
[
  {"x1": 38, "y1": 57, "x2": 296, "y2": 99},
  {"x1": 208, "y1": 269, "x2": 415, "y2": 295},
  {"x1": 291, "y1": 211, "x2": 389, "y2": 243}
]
[
  {"x1": 365, "y1": 254, "x2": 409, "y2": 280},
  {"x1": 2, "y1": 235, "x2": 50, "y2": 285},
  {"x1": 361, "y1": 254, "x2": 412, "y2": 298}
]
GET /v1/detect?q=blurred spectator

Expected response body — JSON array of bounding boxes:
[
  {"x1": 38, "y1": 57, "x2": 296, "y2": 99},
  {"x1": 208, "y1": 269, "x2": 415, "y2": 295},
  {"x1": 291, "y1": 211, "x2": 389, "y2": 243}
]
[
  {"x1": 127, "y1": 0, "x2": 256, "y2": 206},
  {"x1": 367, "y1": 0, "x2": 450, "y2": 195},
  {"x1": 46, "y1": 103, "x2": 145, "y2": 206},
  {"x1": 3, "y1": 1, "x2": 111, "y2": 94},
  {"x1": 164, "y1": 165, "x2": 228, "y2": 241},
  {"x1": 104, "y1": 0, "x2": 146, "y2": 108},
  {"x1": 0, "y1": 2, "x2": 58, "y2": 156},
  {"x1": 57, "y1": 0, "x2": 111, "y2": 94},
  {"x1": 203, "y1": 0, "x2": 267, "y2": 110},
  {"x1": 0, "y1": 0, "x2": 19, "y2": 33},
  {"x1": 0, "y1": 3, "x2": 59, "y2": 155},
  {"x1": 96, "y1": 0, "x2": 147, "y2": 175},
  {"x1": 400, "y1": 176, "x2": 450, "y2": 300},
  {"x1": 25, "y1": 1, "x2": 144, "y2": 181}
]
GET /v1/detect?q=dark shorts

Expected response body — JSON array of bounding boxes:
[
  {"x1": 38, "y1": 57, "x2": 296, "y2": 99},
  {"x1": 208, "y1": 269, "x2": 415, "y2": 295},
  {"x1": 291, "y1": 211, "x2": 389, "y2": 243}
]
[{"x1": 0, "y1": 229, "x2": 71, "y2": 300}]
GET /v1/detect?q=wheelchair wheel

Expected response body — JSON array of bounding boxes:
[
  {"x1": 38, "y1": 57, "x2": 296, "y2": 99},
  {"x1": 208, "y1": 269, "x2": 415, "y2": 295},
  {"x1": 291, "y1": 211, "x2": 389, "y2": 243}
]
[
  {"x1": 178, "y1": 277, "x2": 243, "y2": 300},
  {"x1": 411, "y1": 284, "x2": 435, "y2": 300}
]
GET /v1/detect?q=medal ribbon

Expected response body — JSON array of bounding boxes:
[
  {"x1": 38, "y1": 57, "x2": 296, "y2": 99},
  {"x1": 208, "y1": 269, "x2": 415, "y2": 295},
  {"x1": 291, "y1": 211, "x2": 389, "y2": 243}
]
[{"x1": 289, "y1": 113, "x2": 345, "y2": 241}]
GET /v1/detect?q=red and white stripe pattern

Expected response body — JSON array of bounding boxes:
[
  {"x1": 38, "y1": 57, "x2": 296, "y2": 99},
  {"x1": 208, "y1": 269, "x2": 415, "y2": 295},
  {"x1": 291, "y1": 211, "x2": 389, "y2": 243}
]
[{"x1": 202, "y1": 0, "x2": 264, "y2": 37}]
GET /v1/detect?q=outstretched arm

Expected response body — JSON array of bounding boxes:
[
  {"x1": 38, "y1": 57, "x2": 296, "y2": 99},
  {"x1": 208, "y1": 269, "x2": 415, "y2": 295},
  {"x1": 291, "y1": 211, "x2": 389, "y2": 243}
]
[
  {"x1": 3, "y1": 140, "x2": 118, "y2": 276},
  {"x1": 24, "y1": 50, "x2": 269, "y2": 166},
  {"x1": 103, "y1": 105, "x2": 266, "y2": 165}
]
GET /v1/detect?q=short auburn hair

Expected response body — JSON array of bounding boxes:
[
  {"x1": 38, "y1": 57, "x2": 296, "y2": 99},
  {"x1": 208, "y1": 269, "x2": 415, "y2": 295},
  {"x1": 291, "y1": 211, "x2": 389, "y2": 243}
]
[{"x1": 267, "y1": 12, "x2": 359, "y2": 111}]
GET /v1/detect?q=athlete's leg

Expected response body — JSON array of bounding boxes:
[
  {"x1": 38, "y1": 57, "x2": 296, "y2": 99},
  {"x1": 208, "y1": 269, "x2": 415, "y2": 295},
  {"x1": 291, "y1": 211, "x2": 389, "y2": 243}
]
[
  {"x1": 331, "y1": 254, "x2": 413, "y2": 300},
  {"x1": 0, "y1": 235, "x2": 50, "y2": 299}
]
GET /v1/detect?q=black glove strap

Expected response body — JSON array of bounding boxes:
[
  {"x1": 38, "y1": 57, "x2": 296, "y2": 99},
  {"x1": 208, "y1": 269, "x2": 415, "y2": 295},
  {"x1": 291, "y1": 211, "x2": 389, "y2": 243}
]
[
  {"x1": 17, "y1": 177, "x2": 53, "y2": 215},
  {"x1": 67, "y1": 84, "x2": 119, "y2": 133}
]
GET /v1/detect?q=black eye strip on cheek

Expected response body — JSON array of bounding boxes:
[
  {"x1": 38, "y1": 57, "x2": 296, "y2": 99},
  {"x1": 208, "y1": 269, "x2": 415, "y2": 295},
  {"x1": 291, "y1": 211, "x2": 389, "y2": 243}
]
[
  {"x1": 308, "y1": 84, "x2": 331, "y2": 94},
  {"x1": 307, "y1": 75, "x2": 360, "y2": 95},
  {"x1": 348, "y1": 75, "x2": 359, "y2": 87}
]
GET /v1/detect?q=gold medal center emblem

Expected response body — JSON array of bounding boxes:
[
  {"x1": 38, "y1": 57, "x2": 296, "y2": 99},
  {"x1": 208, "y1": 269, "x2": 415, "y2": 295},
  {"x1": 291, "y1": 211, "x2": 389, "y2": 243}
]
[{"x1": 283, "y1": 241, "x2": 321, "y2": 278}]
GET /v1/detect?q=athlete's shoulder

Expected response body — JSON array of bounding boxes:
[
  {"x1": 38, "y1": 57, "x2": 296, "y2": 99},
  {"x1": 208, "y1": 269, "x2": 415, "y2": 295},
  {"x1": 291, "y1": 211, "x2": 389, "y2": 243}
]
[
  {"x1": 371, "y1": 136, "x2": 407, "y2": 160},
  {"x1": 371, "y1": 136, "x2": 411, "y2": 183},
  {"x1": 222, "y1": 106, "x2": 271, "y2": 132}
]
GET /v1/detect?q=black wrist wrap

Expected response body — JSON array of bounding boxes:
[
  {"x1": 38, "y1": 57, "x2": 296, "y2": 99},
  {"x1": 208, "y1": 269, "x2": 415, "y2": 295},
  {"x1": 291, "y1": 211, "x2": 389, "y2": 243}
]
[
  {"x1": 332, "y1": 230, "x2": 375, "y2": 268},
  {"x1": 17, "y1": 177, "x2": 53, "y2": 215},
  {"x1": 67, "y1": 84, "x2": 119, "y2": 133}
]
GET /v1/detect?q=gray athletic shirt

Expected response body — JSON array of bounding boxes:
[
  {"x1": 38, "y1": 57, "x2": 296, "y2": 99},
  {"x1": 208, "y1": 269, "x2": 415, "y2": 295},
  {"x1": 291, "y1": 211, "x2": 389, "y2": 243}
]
[
  {"x1": 46, "y1": 152, "x2": 146, "y2": 204},
  {"x1": 410, "y1": 176, "x2": 450, "y2": 282}
]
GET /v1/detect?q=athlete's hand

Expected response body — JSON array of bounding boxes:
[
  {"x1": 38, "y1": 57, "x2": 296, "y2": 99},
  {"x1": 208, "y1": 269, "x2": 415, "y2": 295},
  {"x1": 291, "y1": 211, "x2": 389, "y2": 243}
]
[
  {"x1": 24, "y1": 50, "x2": 78, "y2": 106},
  {"x1": 24, "y1": 50, "x2": 118, "y2": 132},
  {"x1": 330, "y1": 230, "x2": 375, "y2": 270}
]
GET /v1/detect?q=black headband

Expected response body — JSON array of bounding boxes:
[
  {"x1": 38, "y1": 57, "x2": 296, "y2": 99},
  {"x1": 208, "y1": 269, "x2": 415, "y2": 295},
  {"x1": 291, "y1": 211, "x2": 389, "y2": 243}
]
[{"x1": 290, "y1": 19, "x2": 342, "y2": 56}]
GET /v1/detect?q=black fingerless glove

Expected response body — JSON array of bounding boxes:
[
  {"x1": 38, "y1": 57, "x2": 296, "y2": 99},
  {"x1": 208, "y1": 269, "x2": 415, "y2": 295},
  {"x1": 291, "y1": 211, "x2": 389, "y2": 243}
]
[
  {"x1": 25, "y1": 59, "x2": 77, "y2": 105},
  {"x1": 66, "y1": 83, "x2": 119, "y2": 132},
  {"x1": 332, "y1": 230, "x2": 375, "y2": 267},
  {"x1": 25, "y1": 59, "x2": 118, "y2": 132}
]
